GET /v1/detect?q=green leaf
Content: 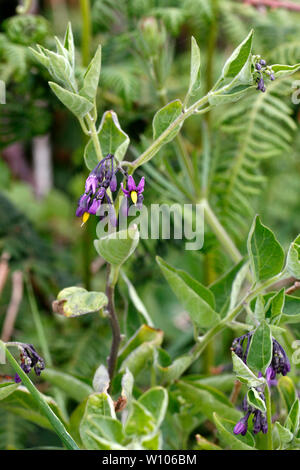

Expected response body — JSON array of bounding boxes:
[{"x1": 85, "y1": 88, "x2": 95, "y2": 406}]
[
  {"x1": 45, "y1": 50, "x2": 75, "y2": 88},
  {"x1": 94, "y1": 226, "x2": 139, "y2": 267},
  {"x1": 268, "y1": 288, "x2": 285, "y2": 324},
  {"x1": 121, "y1": 271, "x2": 154, "y2": 326},
  {"x1": 272, "y1": 63, "x2": 300, "y2": 78},
  {"x1": 49, "y1": 82, "x2": 94, "y2": 118},
  {"x1": 213, "y1": 413, "x2": 255, "y2": 450},
  {"x1": 98, "y1": 110, "x2": 129, "y2": 162},
  {"x1": 229, "y1": 262, "x2": 249, "y2": 310},
  {"x1": 0, "y1": 382, "x2": 19, "y2": 400},
  {"x1": 121, "y1": 368, "x2": 134, "y2": 402},
  {"x1": 275, "y1": 421, "x2": 294, "y2": 445},
  {"x1": 221, "y1": 30, "x2": 253, "y2": 80},
  {"x1": 246, "y1": 321, "x2": 272, "y2": 374},
  {"x1": 210, "y1": 260, "x2": 244, "y2": 314},
  {"x1": 175, "y1": 381, "x2": 241, "y2": 422},
  {"x1": 280, "y1": 295, "x2": 300, "y2": 324},
  {"x1": 156, "y1": 256, "x2": 219, "y2": 329},
  {"x1": 0, "y1": 386, "x2": 67, "y2": 430},
  {"x1": 209, "y1": 84, "x2": 252, "y2": 106},
  {"x1": 80, "y1": 45, "x2": 101, "y2": 102},
  {"x1": 138, "y1": 387, "x2": 168, "y2": 429},
  {"x1": 155, "y1": 354, "x2": 193, "y2": 384},
  {"x1": 247, "y1": 388, "x2": 266, "y2": 413},
  {"x1": 247, "y1": 215, "x2": 285, "y2": 282},
  {"x1": 92, "y1": 365, "x2": 110, "y2": 393},
  {"x1": 232, "y1": 352, "x2": 265, "y2": 388},
  {"x1": 84, "y1": 138, "x2": 100, "y2": 170},
  {"x1": 141, "y1": 431, "x2": 162, "y2": 450},
  {"x1": 286, "y1": 234, "x2": 300, "y2": 278},
  {"x1": 285, "y1": 398, "x2": 300, "y2": 434},
  {"x1": 187, "y1": 36, "x2": 201, "y2": 95},
  {"x1": 118, "y1": 325, "x2": 164, "y2": 366},
  {"x1": 254, "y1": 295, "x2": 265, "y2": 322},
  {"x1": 42, "y1": 369, "x2": 93, "y2": 401},
  {"x1": 63, "y1": 22, "x2": 75, "y2": 69},
  {"x1": 124, "y1": 400, "x2": 156, "y2": 436},
  {"x1": 278, "y1": 376, "x2": 297, "y2": 412},
  {"x1": 54, "y1": 286, "x2": 108, "y2": 317},
  {"x1": 152, "y1": 99, "x2": 183, "y2": 143},
  {"x1": 80, "y1": 394, "x2": 124, "y2": 450}
]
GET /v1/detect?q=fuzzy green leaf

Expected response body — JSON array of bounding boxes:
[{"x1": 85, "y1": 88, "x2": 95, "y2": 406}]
[
  {"x1": 98, "y1": 110, "x2": 129, "y2": 162},
  {"x1": 55, "y1": 286, "x2": 108, "y2": 317},
  {"x1": 156, "y1": 256, "x2": 219, "y2": 329},
  {"x1": 49, "y1": 82, "x2": 94, "y2": 118},
  {"x1": 247, "y1": 215, "x2": 285, "y2": 282},
  {"x1": 246, "y1": 321, "x2": 272, "y2": 374},
  {"x1": 152, "y1": 99, "x2": 183, "y2": 143}
]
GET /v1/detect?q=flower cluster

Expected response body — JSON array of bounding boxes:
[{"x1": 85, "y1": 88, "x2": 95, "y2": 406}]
[
  {"x1": 231, "y1": 332, "x2": 290, "y2": 387},
  {"x1": 76, "y1": 154, "x2": 145, "y2": 225},
  {"x1": 14, "y1": 343, "x2": 45, "y2": 383},
  {"x1": 234, "y1": 393, "x2": 268, "y2": 436},
  {"x1": 254, "y1": 57, "x2": 275, "y2": 93},
  {"x1": 231, "y1": 331, "x2": 291, "y2": 437},
  {"x1": 76, "y1": 154, "x2": 118, "y2": 225}
]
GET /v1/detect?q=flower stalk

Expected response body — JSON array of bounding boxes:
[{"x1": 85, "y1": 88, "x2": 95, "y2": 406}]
[{"x1": 0, "y1": 341, "x2": 79, "y2": 450}]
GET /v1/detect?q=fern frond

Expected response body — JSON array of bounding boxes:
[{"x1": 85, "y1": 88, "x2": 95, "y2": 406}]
[{"x1": 212, "y1": 77, "x2": 297, "y2": 239}]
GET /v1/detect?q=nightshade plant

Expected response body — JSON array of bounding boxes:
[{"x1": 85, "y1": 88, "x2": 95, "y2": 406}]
[{"x1": 1, "y1": 16, "x2": 300, "y2": 452}]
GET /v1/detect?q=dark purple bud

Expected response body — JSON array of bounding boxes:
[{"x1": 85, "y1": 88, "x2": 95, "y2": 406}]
[
  {"x1": 14, "y1": 373, "x2": 21, "y2": 384},
  {"x1": 270, "y1": 74, "x2": 275, "y2": 81},
  {"x1": 234, "y1": 413, "x2": 250, "y2": 436},
  {"x1": 260, "y1": 59, "x2": 267, "y2": 66},
  {"x1": 255, "y1": 63, "x2": 262, "y2": 71},
  {"x1": 110, "y1": 173, "x2": 117, "y2": 192}
]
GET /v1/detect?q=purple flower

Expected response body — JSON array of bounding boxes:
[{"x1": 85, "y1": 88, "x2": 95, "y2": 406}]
[
  {"x1": 255, "y1": 63, "x2": 262, "y2": 71},
  {"x1": 14, "y1": 373, "x2": 21, "y2": 384},
  {"x1": 15, "y1": 343, "x2": 45, "y2": 383},
  {"x1": 234, "y1": 413, "x2": 250, "y2": 436},
  {"x1": 260, "y1": 59, "x2": 267, "y2": 66},
  {"x1": 76, "y1": 154, "x2": 121, "y2": 225},
  {"x1": 257, "y1": 77, "x2": 266, "y2": 92},
  {"x1": 121, "y1": 175, "x2": 145, "y2": 205}
]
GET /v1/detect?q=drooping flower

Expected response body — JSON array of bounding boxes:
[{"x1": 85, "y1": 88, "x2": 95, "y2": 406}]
[
  {"x1": 121, "y1": 175, "x2": 145, "y2": 206},
  {"x1": 231, "y1": 330, "x2": 291, "y2": 437},
  {"x1": 231, "y1": 332, "x2": 290, "y2": 386},
  {"x1": 76, "y1": 154, "x2": 118, "y2": 225},
  {"x1": 14, "y1": 343, "x2": 45, "y2": 383},
  {"x1": 254, "y1": 57, "x2": 275, "y2": 93},
  {"x1": 234, "y1": 412, "x2": 251, "y2": 436}
]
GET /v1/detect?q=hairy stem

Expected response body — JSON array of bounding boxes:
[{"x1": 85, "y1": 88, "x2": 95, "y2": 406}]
[
  {"x1": 80, "y1": 0, "x2": 91, "y2": 67},
  {"x1": 0, "y1": 341, "x2": 79, "y2": 450},
  {"x1": 106, "y1": 266, "x2": 121, "y2": 384},
  {"x1": 264, "y1": 384, "x2": 273, "y2": 450}
]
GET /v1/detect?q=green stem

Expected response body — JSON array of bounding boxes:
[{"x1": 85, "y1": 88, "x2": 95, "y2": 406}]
[
  {"x1": 200, "y1": 198, "x2": 242, "y2": 263},
  {"x1": 0, "y1": 341, "x2": 79, "y2": 450},
  {"x1": 80, "y1": 0, "x2": 91, "y2": 67},
  {"x1": 265, "y1": 384, "x2": 273, "y2": 450},
  {"x1": 132, "y1": 78, "x2": 232, "y2": 171},
  {"x1": 85, "y1": 113, "x2": 103, "y2": 160},
  {"x1": 25, "y1": 276, "x2": 67, "y2": 416},
  {"x1": 166, "y1": 271, "x2": 285, "y2": 383}
]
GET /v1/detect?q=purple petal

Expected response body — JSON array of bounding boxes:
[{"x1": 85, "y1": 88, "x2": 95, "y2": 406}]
[
  {"x1": 136, "y1": 176, "x2": 145, "y2": 193},
  {"x1": 127, "y1": 175, "x2": 136, "y2": 192}
]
